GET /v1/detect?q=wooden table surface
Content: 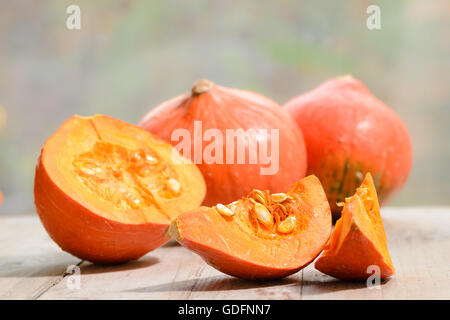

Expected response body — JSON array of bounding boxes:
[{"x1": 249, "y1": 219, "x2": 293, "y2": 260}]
[{"x1": 0, "y1": 207, "x2": 449, "y2": 300}]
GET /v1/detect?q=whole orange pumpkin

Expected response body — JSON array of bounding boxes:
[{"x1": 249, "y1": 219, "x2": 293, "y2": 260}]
[
  {"x1": 284, "y1": 75, "x2": 412, "y2": 219},
  {"x1": 139, "y1": 79, "x2": 307, "y2": 206}
]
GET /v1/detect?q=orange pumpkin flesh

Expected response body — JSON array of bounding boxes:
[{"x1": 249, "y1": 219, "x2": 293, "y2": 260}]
[
  {"x1": 284, "y1": 75, "x2": 412, "y2": 219},
  {"x1": 315, "y1": 173, "x2": 395, "y2": 280},
  {"x1": 34, "y1": 115, "x2": 206, "y2": 264},
  {"x1": 139, "y1": 79, "x2": 307, "y2": 206},
  {"x1": 169, "y1": 175, "x2": 332, "y2": 280}
]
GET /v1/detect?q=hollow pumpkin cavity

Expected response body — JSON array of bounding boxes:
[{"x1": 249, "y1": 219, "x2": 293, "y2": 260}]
[
  {"x1": 213, "y1": 189, "x2": 314, "y2": 241},
  {"x1": 73, "y1": 141, "x2": 181, "y2": 213}
]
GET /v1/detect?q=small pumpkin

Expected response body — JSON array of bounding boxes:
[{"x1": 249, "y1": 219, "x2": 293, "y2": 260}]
[
  {"x1": 34, "y1": 115, "x2": 205, "y2": 264},
  {"x1": 284, "y1": 75, "x2": 412, "y2": 218},
  {"x1": 139, "y1": 79, "x2": 307, "y2": 206},
  {"x1": 169, "y1": 175, "x2": 332, "y2": 280},
  {"x1": 315, "y1": 173, "x2": 395, "y2": 280}
]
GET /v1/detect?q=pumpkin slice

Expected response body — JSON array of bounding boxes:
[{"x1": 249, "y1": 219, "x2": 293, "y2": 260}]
[
  {"x1": 168, "y1": 175, "x2": 332, "y2": 280},
  {"x1": 34, "y1": 114, "x2": 206, "y2": 264},
  {"x1": 315, "y1": 173, "x2": 395, "y2": 280}
]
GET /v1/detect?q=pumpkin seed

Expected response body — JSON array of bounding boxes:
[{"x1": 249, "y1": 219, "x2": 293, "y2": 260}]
[
  {"x1": 251, "y1": 189, "x2": 267, "y2": 206},
  {"x1": 277, "y1": 216, "x2": 297, "y2": 234},
  {"x1": 167, "y1": 178, "x2": 181, "y2": 195},
  {"x1": 227, "y1": 201, "x2": 240, "y2": 212},
  {"x1": 253, "y1": 203, "x2": 273, "y2": 229},
  {"x1": 145, "y1": 155, "x2": 158, "y2": 164},
  {"x1": 216, "y1": 203, "x2": 234, "y2": 217},
  {"x1": 80, "y1": 167, "x2": 96, "y2": 175},
  {"x1": 271, "y1": 193, "x2": 288, "y2": 203}
]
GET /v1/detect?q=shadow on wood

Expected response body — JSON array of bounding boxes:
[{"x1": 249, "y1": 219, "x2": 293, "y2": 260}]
[
  {"x1": 79, "y1": 256, "x2": 160, "y2": 275},
  {"x1": 0, "y1": 252, "x2": 79, "y2": 278},
  {"x1": 126, "y1": 275, "x2": 299, "y2": 293},
  {"x1": 0, "y1": 253, "x2": 159, "y2": 278},
  {"x1": 301, "y1": 276, "x2": 391, "y2": 296}
]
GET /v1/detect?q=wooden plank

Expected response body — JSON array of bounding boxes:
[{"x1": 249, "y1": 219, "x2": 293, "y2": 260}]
[
  {"x1": 0, "y1": 207, "x2": 449, "y2": 299},
  {"x1": 377, "y1": 207, "x2": 450, "y2": 299},
  {"x1": 182, "y1": 263, "x2": 301, "y2": 300},
  {"x1": 38, "y1": 241, "x2": 207, "y2": 300},
  {"x1": 301, "y1": 207, "x2": 450, "y2": 300},
  {"x1": 38, "y1": 241, "x2": 302, "y2": 300},
  {"x1": 0, "y1": 215, "x2": 80, "y2": 299}
]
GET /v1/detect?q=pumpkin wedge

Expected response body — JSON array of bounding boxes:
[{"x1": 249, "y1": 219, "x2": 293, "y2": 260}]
[
  {"x1": 315, "y1": 173, "x2": 395, "y2": 280},
  {"x1": 168, "y1": 175, "x2": 332, "y2": 280},
  {"x1": 34, "y1": 115, "x2": 205, "y2": 264}
]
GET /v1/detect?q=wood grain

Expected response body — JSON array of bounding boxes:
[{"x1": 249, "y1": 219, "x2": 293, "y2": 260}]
[
  {"x1": 0, "y1": 207, "x2": 449, "y2": 300},
  {"x1": 0, "y1": 216, "x2": 79, "y2": 299}
]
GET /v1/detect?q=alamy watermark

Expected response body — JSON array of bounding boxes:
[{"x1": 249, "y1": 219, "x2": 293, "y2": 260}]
[
  {"x1": 65, "y1": 264, "x2": 81, "y2": 290},
  {"x1": 366, "y1": 5, "x2": 381, "y2": 30},
  {"x1": 66, "y1": 5, "x2": 81, "y2": 30},
  {"x1": 170, "y1": 121, "x2": 280, "y2": 175},
  {"x1": 366, "y1": 265, "x2": 381, "y2": 289}
]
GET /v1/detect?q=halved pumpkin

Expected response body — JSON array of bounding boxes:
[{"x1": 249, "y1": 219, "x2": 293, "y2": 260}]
[
  {"x1": 315, "y1": 173, "x2": 395, "y2": 280},
  {"x1": 34, "y1": 115, "x2": 206, "y2": 264},
  {"x1": 168, "y1": 175, "x2": 332, "y2": 280}
]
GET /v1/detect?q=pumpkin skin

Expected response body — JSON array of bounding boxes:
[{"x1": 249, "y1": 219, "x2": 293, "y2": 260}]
[
  {"x1": 284, "y1": 76, "x2": 412, "y2": 218},
  {"x1": 168, "y1": 175, "x2": 332, "y2": 280},
  {"x1": 315, "y1": 173, "x2": 395, "y2": 280},
  {"x1": 139, "y1": 79, "x2": 307, "y2": 206},
  {"x1": 34, "y1": 115, "x2": 205, "y2": 264}
]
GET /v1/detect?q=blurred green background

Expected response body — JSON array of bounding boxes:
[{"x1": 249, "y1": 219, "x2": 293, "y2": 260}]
[{"x1": 0, "y1": 0, "x2": 449, "y2": 214}]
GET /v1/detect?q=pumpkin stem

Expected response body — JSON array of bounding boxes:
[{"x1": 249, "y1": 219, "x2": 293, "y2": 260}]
[{"x1": 191, "y1": 79, "x2": 215, "y2": 96}]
